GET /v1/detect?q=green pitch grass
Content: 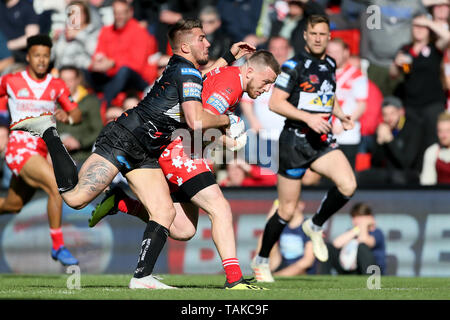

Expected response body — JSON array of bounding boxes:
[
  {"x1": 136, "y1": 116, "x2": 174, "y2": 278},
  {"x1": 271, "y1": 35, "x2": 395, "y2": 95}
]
[{"x1": 0, "y1": 274, "x2": 448, "y2": 300}]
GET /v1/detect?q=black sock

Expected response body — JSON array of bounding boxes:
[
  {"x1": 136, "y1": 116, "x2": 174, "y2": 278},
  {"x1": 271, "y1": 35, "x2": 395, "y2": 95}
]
[
  {"x1": 42, "y1": 127, "x2": 78, "y2": 193},
  {"x1": 134, "y1": 220, "x2": 169, "y2": 278},
  {"x1": 312, "y1": 186, "x2": 352, "y2": 227},
  {"x1": 258, "y1": 210, "x2": 288, "y2": 258}
]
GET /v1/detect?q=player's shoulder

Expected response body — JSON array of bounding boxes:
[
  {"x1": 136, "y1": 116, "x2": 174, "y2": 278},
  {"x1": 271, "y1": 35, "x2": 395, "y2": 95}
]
[
  {"x1": 281, "y1": 56, "x2": 301, "y2": 70},
  {"x1": 48, "y1": 76, "x2": 67, "y2": 89}
]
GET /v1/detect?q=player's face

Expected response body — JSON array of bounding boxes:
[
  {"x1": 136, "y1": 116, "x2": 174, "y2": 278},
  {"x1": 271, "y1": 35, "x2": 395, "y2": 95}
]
[
  {"x1": 382, "y1": 106, "x2": 403, "y2": 130},
  {"x1": 27, "y1": 45, "x2": 51, "y2": 78},
  {"x1": 246, "y1": 66, "x2": 278, "y2": 99},
  {"x1": 437, "y1": 120, "x2": 450, "y2": 147},
  {"x1": 189, "y1": 28, "x2": 210, "y2": 66},
  {"x1": 304, "y1": 22, "x2": 330, "y2": 57}
]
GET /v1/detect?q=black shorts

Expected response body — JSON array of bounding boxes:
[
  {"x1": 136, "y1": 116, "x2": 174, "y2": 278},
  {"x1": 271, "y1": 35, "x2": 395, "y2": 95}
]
[
  {"x1": 93, "y1": 121, "x2": 160, "y2": 175},
  {"x1": 278, "y1": 127, "x2": 337, "y2": 180}
]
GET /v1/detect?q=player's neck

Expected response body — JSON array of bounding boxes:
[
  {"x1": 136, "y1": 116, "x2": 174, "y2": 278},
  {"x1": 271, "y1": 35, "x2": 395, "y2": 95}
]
[
  {"x1": 26, "y1": 67, "x2": 48, "y2": 81},
  {"x1": 174, "y1": 51, "x2": 200, "y2": 69},
  {"x1": 305, "y1": 46, "x2": 326, "y2": 60}
]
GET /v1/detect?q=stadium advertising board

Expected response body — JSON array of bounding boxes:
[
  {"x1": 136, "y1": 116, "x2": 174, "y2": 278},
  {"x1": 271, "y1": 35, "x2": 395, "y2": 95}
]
[{"x1": 0, "y1": 188, "x2": 449, "y2": 277}]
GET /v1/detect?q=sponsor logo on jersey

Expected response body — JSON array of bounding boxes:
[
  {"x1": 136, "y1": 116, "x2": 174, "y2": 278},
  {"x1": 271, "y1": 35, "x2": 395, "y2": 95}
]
[
  {"x1": 182, "y1": 82, "x2": 202, "y2": 98},
  {"x1": 206, "y1": 92, "x2": 229, "y2": 114},
  {"x1": 298, "y1": 91, "x2": 335, "y2": 113},
  {"x1": 282, "y1": 60, "x2": 298, "y2": 69},
  {"x1": 181, "y1": 68, "x2": 202, "y2": 80},
  {"x1": 275, "y1": 72, "x2": 291, "y2": 88},
  {"x1": 17, "y1": 88, "x2": 30, "y2": 98}
]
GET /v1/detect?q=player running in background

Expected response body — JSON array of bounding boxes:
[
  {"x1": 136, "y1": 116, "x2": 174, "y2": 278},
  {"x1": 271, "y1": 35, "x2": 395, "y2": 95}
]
[
  {"x1": 9, "y1": 19, "x2": 253, "y2": 289},
  {"x1": 251, "y1": 15, "x2": 357, "y2": 282},
  {"x1": 89, "y1": 50, "x2": 280, "y2": 290},
  {"x1": 0, "y1": 35, "x2": 81, "y2": 266}
]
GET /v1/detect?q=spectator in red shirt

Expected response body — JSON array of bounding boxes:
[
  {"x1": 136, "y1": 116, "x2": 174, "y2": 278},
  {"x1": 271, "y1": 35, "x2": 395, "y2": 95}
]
[
  {"x1": 85, "y1": 0, "x2": 158, "y2": 108},
  {"x1": 220, "y1": 158, "x2": 277, "y2": 187}
]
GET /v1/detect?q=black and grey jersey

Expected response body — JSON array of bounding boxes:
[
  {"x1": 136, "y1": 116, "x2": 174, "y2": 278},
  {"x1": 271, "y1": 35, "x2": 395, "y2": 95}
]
[
  {"x1": 114, "y1": 54, "x2": 203, "y2": 155},
  {"x1": 274, "y1": 50, "x2": 337, "y2": 131}
]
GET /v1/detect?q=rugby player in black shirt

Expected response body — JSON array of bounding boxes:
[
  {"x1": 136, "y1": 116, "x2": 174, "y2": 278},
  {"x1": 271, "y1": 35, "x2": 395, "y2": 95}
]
[{"x1": 251, "y1": 15, "x2": 357, "y2": 282}]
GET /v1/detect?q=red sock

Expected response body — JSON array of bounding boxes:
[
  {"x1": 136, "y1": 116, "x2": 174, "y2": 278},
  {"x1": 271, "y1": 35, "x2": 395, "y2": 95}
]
[
  {"x1": 118, "y1": 198, "x2": 143, "y2": 216},
  {"x1": 50, "y1": 228, "x2": 64, "y2": 251},
  {"x1": 222, "y1": 258, "x2": 243, "y2": 283}
]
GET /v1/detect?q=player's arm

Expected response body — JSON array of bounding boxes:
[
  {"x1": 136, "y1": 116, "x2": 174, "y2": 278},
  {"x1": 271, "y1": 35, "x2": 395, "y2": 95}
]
[
  {"x1": 201, "y1": 42, "x2": 256, "y2": 76},
  {"x1": 182, "y1": 100, "x2": 229, "y2": 130},
  {"x1": 55, "y1": 84, "x2": 82, "y2": 125},
  {"x1": 273, "y1": 241, "x2": 315, "y2": 276},
  {"x1": 332, "y1": 98, "x2": 354, "y2": 131},
  {"x1": 269, "y1": 88, "x2": 331, "y2": 134}
]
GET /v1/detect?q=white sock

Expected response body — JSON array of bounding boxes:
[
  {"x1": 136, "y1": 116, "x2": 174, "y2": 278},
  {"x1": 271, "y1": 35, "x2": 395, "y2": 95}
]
[
  {"x1": 254, "y1": 255, "x2": 269, "y2": 265},
  {"x1": 310, "y1": 219, "x2": 323, "y2": 232}
]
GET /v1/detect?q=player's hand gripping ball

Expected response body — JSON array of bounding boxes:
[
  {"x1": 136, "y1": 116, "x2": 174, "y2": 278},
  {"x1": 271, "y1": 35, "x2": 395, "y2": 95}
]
[{"x1": 227, "y1": 114, "x2": 247, "y2": 151}]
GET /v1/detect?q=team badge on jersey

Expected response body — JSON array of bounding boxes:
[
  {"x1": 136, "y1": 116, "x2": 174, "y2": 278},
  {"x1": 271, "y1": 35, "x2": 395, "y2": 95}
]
[
  {"x1": 17, "y1": 88, "x2": 30, "y2": 98},
  {"x1": 309, "y1": 74, "x2": 319, "y2": 84}
]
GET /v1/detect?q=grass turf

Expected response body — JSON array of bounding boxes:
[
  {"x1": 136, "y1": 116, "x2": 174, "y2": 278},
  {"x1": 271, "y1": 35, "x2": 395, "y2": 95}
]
[{"x1": 0, "y1": 274, "x2": 449, "y2": 300}]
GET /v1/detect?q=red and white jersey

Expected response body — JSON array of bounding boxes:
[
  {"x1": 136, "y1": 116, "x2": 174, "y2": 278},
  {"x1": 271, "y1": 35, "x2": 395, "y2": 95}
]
[
  {"x1": 202, "y1": 66, "x2": 244, "y2": 115},
  {"x1": 160, "y1": 66, "x2": 244, "y2": 190},
  {"x1": 334, "y1": 63, "x2": 368, "y2": 145},
  {"x1": 0, "y1": 69, "x2": 77, "y2": 125}
]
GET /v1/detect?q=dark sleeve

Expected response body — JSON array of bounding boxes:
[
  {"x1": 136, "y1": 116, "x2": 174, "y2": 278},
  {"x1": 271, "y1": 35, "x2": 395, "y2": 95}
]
[
  {"x1": 23, "y1": 2, "x2": 39, "y2": 25},
  {"x1": 274, "y1": 60, "x2": 299, "y2": 94},
  {"x1": 384, "y1": 118, "x2": 423, "y2": 169},
  {"x1": 176, "y1": 67, "x2": 203, "y2": 103}
]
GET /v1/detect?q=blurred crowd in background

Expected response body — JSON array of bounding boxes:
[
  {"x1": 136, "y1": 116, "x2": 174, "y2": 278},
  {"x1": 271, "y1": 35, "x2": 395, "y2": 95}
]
[{"x1": 1, "y1": 0, "x2": 450, "y2": 188}]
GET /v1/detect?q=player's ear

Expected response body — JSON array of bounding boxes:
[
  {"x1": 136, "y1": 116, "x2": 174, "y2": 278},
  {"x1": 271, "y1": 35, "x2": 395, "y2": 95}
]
[
  {"x1": 180, "y1": 42, "x2": 190, "y2": 54},
  {"x1": 303, "y1": 30, "x2": 307, "y2": 42}
]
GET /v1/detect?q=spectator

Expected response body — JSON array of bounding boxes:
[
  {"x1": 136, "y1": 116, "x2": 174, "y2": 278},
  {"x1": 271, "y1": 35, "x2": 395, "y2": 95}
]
[
  {"x1": 57, "y1": 65, "x2": 103, "y2": 164},
  {"x1": 219, "y1": 158, "x2": 277, "y2": 187},
  {"x1": 85, "y1": 0, "x2": 158, "y2": 108},
  {"x1": 241, "y1": 36, "x2": 292, "y2": 172},
  {"x1": 390, "y1": 14, "x2": 450, "y2": 152},
  {"x1": 52, "y1": 1, "x2": 101, "y2": 71},
  {"x1": 424, "y1": 0, "x2": 450, "y2": 110},
  {"x1": 357, "y1": 96, "x2": 424, "y2": 185},
  {"x1": 268, "y1": 0, "x2": 325, "y2": 55},
  {"x1": 359, "y1": 0, "x2": 426, "y2": 96},
  {"x1": 327, "y1": 38, "x2": 368, "y2": 169},
  {"x1": 420, "y1": 111, "x2": 450, "y2": 185},
  {"x1": 320, "y1": 202, "x2": 386, "y2": 275},
  {"x1": 316, "y1": 0, "x2": 365, "y2": 30},
  {"x1": 255, "y1": 199, "x2": 316, "y2": 276},
  {"x1": 217, "y1": 0, "x2": 264, "y2": 43},
  {"x1": 199, "y1": 6, "x2": 232, "y2": 61},
  {"x1": 0, "y1": 0, "x2": 40, "y2": 63},
  {"x1": 0, "y1": 31, "x2": 14, "y2": 74},
  {"x1": 104, "y1": 90, "x2": 141, "y2": 123}
]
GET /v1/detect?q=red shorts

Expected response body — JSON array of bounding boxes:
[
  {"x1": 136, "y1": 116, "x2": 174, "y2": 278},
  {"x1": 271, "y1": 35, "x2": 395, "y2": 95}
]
[
  {"x1": 5, "y1": 131, "x2": 48, "y2": 176},
  {"x1": 158, "y1": 137, "x2": 213, "y2": 194}
]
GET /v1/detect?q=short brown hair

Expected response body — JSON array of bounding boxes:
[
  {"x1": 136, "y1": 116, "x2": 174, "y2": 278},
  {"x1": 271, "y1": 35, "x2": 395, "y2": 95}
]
[
  {"x1": 438, "y1": 111, "x2": 450, "y2": 123},
  {"x1": 247, "y1": 50, "x2": 281, "y2": 75},
  {"x1": 168, "y1": 19, "x2": 203, "y2": 51},
  {"x1": 350, "y1": 202, "x2": 373, "y2": 217},
  {"x1": 306, "y1": 14, "x2": 330, "y2": 29}
]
